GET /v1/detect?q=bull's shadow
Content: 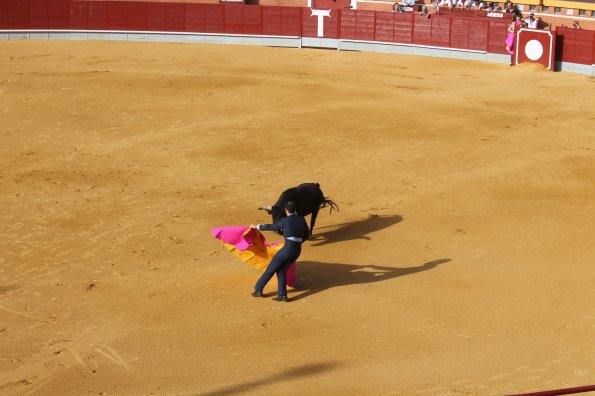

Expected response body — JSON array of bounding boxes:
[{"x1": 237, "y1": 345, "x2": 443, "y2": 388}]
[
  {"x1": 309, "y1": 214, "x2": 403, "y2": 247},
  {"x1": 290, "y1": 259, "x2": 450, "y2": 301}
]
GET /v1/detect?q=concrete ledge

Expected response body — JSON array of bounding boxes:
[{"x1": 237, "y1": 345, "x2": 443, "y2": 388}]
[
  {"x1": 338, "y1": 40, "x2": 357, "y2": 51},
  {"x1": 49, "y1": 32, "x2": 67, "y2": 40},
  {"x1": 337, "y1": 39, "x2": 522, "y2": 66},
  {"x1": 168, "y1": 34, "x2": 190, "y2": 43},
  {"x1": 430, "y1": 47, "x2": 451, "y2": 58},
  {"x1": 556, "y1": 61, "x2": 594, "y2": 76},
  {"x1": 185, "y1": 35, "x2": 205, "y2": 43},
  {"x1": 107, "y1": 33, "x2": 128, "y2": 41},
  {"x1": 393, "y1": 45, "x2": 414, "y2": 55},
  {"x1": 205, "y1": 35, "x2": 225, "y2": 44},
  {"x1": 8, "y1": 33, "x2": 29, "y2": 40},
  {"x1": 467, "y1": 51, "x2": 488, "y2": 61},
  {"x1": 486, "y1": 53, "x2": 511, "y2": 64},
  {"x1": 242, "y1": 36, "x2": 262, "y2": 46},
  {"x1": 263, "y1": 37, "x2": 300, "y2": 47},
  {"x1": 224, "y1": 35, "x2": 244, "y2": 45},
  {"x1": 301, "y1": 37, "x2": 339, "y2": 49},
  {"x1": 70, "y1": 32, "x2": 88, "y2": 40},
  {"x1": 127, "y1": 33, "x2": 147, "y2": 41},
  {"x1": 87, "y1": 33, "x2": 109, "y2": 41},
  {"x1": 29, "y1": 32, "x2": 49, "y2": 40},
  {"x1": 146, "y1": 34, "x2": 166, "y2": 42}
]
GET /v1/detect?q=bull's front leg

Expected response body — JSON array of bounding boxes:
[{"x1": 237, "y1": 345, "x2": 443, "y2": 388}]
[{"x1": 309, "y1": 208, "x2": 320, "y2": 237}]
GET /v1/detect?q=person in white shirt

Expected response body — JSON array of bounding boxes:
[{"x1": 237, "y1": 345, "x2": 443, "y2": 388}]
[
  {"x1": 437, "y1": 0, "x2": 453, "y2": 9},
  {"x1": 526, "y1": 13, "x2": 538, "y2": 28}
]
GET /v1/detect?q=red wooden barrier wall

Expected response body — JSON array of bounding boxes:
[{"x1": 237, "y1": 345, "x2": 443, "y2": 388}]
[
  {"x1": 556, "y1": 27, "x2": 595, "y2": 65},
  {"x1": 1, "y1": 0, "x2": 593, "y2": 64},
  {"x1": 394, "y1": 13, "x2": 413, "y2": 44},
  {"x1": 487, "y1": 18, "x2": 509, "y2": 54},
  {"x1": 375, "y1": 12, "x2": 394, "y2": 42}
]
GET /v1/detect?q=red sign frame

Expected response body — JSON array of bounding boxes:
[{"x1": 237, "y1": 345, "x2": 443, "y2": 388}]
[{"x1": 513, "y1": 28, "x2": 556, "y2": 70}]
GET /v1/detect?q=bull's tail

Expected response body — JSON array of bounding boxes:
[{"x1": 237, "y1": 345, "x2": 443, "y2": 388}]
[{"x1": 321, "y1": 198, "x2": 339, "y2": 214}]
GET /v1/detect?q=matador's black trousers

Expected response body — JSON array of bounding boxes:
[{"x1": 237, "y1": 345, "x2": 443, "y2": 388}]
[{"x1": 254, "y1": 240, "x2": 301, "y2": 297}]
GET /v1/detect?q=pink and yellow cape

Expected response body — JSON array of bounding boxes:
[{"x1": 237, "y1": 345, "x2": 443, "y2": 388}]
[{"x1": 210, "y1": 226, "x2": 296, "y2": 287}]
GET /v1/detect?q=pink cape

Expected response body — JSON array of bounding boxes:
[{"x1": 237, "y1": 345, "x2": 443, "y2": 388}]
[
  {"x1": 211, "y1": 226, "x2": 296, "y2": 287},
  {"x1": 505, "y1": 31, "x2": 515, "y2": 54},
  {"x1": 505, "y1": 21, "x2": 522, "y2": 55}
]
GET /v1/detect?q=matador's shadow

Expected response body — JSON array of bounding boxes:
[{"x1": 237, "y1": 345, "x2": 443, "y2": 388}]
[
  {"x1": 309, "y1": 214, "x2": 403, "y2": 247},
  {"x1": 290, "y1": 259, "x2": 450, "y2": 301}
]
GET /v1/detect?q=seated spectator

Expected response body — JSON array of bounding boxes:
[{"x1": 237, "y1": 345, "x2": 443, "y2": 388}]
[
  {"x1": 419, "y1": 4, "x2": 432, "y2": 18},
  {"x1": 488, "y1": 2, "x2": 502, "y2": 11},
  {"x1": 512, "y1": 5, "x2": 521, "y2": 17},
  {"x1": 437, "y1": 0, "x2": 453, "y2": 10},
  {"x1": 572, "y1": 20, "x2": 582, "y2": 29},
  {"x1": 526, "y1": 13, "x2": 538, "y2": 28},
  {"x1": 474, "y1": 1, "x2": 488, "y2": 10},
  {"x1": 504, "y1": 0, "x2": 514, "y2": 12}
]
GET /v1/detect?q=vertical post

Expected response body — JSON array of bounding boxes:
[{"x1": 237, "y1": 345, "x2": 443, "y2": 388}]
[
  {"x1": 337, "y1": 8, "x2": 341, "y2": 41},
  {"x1": 373, "y1": 9, "x2": 376, "y2": 42},
  {"x1": 486, "y1": 17, "x2": 490, "y2": 53},
  {"x1": 410, "y1": 10, "x2": 414, "y2": 45},
  {"x1": 448, "y1": 15, "x2": 453, "y2": 49},
  {"x1": 300, "y1": 6, "x2": 303, "y2": 37}
]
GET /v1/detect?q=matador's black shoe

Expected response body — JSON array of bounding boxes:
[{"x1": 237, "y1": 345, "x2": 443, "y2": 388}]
[
  {"x1": 251, "y1": 291, "x2": 263, "y2": 297},
  {"x1": 272, "y1": 295, "x2": 288, "y2": 302}
]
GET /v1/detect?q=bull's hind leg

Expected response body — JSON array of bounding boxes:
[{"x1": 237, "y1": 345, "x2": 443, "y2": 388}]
[{"x1": 309, "y1": 208, "x2": 320, "y2": 237}]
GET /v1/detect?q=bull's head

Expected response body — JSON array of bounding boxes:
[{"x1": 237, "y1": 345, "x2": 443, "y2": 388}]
[{"x1": 258, "y1": 205, "x2": 285, "y2": 235}]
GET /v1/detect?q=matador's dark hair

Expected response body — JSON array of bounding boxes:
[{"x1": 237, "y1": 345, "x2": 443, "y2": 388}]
[{"x1": 284, "y1": 201, "x2": 297, "y2": 214}]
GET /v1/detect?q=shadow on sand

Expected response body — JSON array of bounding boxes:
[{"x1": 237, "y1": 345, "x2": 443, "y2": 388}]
[
  {"x1": 309, "y1": 214, "x2": 403, "y2": 247},
  {"x1": 289, "y1": 259, "x2": 451, "y2": 301},
  {"x1": 198, "y1": 361, "x2": 341, "y2": 396}
]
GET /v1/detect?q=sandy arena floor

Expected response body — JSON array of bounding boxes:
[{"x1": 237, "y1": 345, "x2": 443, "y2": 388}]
[{"x1": 1, "y1": 40, "x2": 594, "y2": 395}]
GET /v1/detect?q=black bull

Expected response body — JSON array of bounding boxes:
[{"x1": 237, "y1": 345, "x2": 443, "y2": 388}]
[{"x1": 258, "y1": 183, "x2": 338, "y2": 237}]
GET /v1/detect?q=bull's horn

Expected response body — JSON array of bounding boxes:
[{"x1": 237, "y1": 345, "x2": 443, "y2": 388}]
[{"x1": 258, "y1": 206, "x2": 272, "y2": 211}]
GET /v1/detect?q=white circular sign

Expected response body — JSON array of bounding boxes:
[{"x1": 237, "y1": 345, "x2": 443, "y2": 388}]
[{"x1": 524, "y1": 39, "x2": 544, "y2": 61}]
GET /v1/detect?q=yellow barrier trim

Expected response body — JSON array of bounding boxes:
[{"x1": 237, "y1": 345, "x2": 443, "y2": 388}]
[{"x1": 542, "y1": 0, "x2": 595, "y2": 11}]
